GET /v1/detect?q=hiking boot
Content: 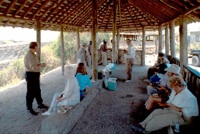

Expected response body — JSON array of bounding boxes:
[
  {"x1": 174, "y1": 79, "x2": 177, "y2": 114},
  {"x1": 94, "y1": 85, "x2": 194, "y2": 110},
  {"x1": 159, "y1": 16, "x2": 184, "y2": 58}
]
[
  {"x1": 28, "y1": 109, "x2": 39, "y2": 116},
  {"x1": 38, "y1": 104, "x2": 49, "y2": 110}
]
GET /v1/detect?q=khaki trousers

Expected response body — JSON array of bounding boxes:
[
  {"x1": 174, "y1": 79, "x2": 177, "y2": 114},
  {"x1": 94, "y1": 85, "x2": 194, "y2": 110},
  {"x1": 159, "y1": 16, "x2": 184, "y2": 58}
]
[
  {"x1": 125, "y1": 58, "x2": 134, "y2": 80},
  {"x1": 140, "y1": 108, "x2": 187, "y2": 132}
]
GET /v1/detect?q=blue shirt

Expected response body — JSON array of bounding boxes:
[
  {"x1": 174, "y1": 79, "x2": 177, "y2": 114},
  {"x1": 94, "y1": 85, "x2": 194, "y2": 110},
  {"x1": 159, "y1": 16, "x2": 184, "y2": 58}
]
[{"x1": 76, "y1": 73, "x2": 92, "y2": 91}]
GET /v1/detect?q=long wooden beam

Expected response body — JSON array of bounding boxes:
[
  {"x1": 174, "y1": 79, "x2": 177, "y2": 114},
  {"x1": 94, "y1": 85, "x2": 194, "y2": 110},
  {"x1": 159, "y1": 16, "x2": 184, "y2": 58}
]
[{"x1": 31, "y1": 0, "x2": 51, "y2": 19}]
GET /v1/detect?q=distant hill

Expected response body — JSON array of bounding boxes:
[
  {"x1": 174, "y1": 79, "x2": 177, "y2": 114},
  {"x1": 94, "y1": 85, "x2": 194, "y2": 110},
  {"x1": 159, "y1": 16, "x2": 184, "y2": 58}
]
[{"x1": 0, "y1": 41, "x2": 52, "y2": 70}]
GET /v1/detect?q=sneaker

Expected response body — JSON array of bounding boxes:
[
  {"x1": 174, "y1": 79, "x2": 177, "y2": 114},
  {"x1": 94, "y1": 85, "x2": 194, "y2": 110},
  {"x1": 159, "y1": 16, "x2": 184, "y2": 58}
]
[
  {"x1": 125, "y1": 80, "x2": 132, "y2": 83},
  {"x1": 28, "y1": 109, "x2": 39, "y2": 116},
  {"x1": 38, "y1": 104, "x2": 49, "y2": 110},
  {"x1": 42, "y1": 111, "x2": 51, "y2": 116}
]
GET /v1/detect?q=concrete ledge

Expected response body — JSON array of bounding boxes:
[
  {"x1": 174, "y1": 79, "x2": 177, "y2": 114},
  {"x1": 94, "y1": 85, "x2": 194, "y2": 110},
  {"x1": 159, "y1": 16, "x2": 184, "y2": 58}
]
[{"x1": 42, "y1": 81, "x2": 101, "y2": 134}]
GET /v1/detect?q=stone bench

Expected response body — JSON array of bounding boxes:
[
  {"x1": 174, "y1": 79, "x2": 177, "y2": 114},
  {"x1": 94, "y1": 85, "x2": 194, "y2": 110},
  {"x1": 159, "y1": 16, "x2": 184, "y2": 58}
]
[{"x1": 42, "y1": 80, "x2": 102, "y2": 134}]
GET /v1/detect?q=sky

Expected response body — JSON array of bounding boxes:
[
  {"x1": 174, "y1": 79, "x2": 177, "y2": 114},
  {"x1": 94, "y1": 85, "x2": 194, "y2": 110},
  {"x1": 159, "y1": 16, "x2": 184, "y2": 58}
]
[
  {"x1": 0, "y1": 22, "x2": 200, "y2": 42},
  {"x1": 0, "y1": 26, "x2": 59, "y2": 42}
]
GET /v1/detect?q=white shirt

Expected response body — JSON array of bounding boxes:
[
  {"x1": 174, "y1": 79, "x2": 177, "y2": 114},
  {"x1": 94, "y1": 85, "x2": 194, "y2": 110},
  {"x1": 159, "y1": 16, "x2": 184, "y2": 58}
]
[
  {"x1": 167, "y1": 87, "x2": 199, "y2": 119},
  {"x1": 77, "y1": 46, "x2": 86, "y2": 63},
  {"x1": 59, "y1": 76, "x2": 80, "y2": 106},
  {"x1": 159, "y1": 72, "x2": 169, "y2": 87},
  {"x1": 124, "y1": 44, "x2": 135, "y2": 59}
]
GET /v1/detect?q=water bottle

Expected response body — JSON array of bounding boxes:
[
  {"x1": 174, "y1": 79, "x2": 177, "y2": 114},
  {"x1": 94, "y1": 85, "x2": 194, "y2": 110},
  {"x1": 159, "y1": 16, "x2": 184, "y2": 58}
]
[{"x1": 174, "y1": 122, "x2": 180, "y2": 133}]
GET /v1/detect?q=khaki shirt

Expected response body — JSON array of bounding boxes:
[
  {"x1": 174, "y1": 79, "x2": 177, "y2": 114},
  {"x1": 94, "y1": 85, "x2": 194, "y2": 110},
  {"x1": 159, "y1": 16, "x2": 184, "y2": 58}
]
[{"x1": 24, "y1": 50, "x2": 40, "y2": 72}]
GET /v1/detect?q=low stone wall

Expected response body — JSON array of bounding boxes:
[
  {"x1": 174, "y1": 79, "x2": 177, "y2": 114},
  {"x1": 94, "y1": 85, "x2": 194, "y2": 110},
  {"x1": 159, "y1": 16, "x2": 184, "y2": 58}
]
[{"x1": 41, "y1": 80, "x2": 102, "y2": 134}]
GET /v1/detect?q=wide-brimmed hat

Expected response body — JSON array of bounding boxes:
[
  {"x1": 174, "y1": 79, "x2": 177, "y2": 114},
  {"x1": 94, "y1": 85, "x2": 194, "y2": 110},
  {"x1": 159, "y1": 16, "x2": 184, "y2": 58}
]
[{"x1": 164, "y1": 64, "x2": 181, "y2": 75}]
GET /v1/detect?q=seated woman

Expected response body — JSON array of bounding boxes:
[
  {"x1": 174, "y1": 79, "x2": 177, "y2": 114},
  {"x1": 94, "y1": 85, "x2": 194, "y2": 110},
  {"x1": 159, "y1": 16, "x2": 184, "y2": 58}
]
[
  {"x1": 147, "y1": 52, "x2": 170, "y2": 80},
  {"x1": 131, "y1": 75, "x2": 199, "y2": 133},
  {"x1": 147, "y1": 64, "x2": 180, "y2": 96},
  {"x1": 149, "y1": 63, "x2": 168, "y2": 83},
  {"x1": 75, "y1": 63, "x2": 92, "y2": 101},
  {"x1": 42, "y1": 65, "x2": 80, "y2": 115}
]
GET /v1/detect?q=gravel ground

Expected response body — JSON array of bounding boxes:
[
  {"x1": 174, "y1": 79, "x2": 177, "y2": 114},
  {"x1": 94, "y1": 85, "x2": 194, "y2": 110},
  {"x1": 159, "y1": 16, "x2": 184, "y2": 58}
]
[
  {"x1": 0, "y1": 64, "x2": 150, "y2": 134},
  {"x1": 69, "y1": 65, "x2": 149, "y2": 134}
]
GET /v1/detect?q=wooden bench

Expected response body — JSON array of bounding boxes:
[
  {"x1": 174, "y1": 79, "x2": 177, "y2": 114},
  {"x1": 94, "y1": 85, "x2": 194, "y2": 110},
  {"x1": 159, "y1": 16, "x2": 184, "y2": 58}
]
[{"x1": 41, "y1": 80, "x2": 103, "y2": 134}]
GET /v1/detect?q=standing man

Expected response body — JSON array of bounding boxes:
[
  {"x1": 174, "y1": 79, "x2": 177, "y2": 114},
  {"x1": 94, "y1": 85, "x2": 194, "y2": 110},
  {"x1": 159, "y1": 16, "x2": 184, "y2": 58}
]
[
  {"x1": 124, "y1": 39, "x2": 135, "y2": 83},
  {"x1": 87, "y1": 41, "x2": 92, "y2": 67},
  {"x1": 77, "y1": 43, "x2": 87, "y2": 65},
  {"x1": 100, "y1": 40, "x2": 108, "y2": 66},
  {"x1": 24, "y1": 42, "x2": 49, "y2": 115}
]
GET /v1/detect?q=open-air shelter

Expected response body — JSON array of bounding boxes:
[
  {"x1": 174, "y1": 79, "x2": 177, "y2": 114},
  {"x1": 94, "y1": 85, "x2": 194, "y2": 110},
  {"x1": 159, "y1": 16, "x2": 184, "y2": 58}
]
[{"x1": 0, "y1": 0, "x2": 200, "y2": 79}]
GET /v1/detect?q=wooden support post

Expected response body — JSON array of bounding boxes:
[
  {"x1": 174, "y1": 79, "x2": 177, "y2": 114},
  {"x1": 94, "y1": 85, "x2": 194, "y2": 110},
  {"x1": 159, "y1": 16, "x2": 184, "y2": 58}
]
[
  {"x1": 179, "y1": 15, "x2": 188, "y2": 72},
  {"x1": 76, "y1": 28, "x2": 80, "y2": 50},
  {"x1": 158, "y1": 25, "x2": 163, "y2": 53},
  {"x1": 155, "y1": 36, "x2": 158, "y2": 54},
  {"x1": 170, "y1": 20, "x2": 176, "y2": 58},
  {"x1": 165, "y1": 24, "x2": 170, "y2": 55},
  {"x1": 60, "y1": 25, "x2": 65, "y2": 75},
  {"x1": 36, "y1": 21, "x2": 41, "y2": 63},
  {"x1": 112, "y1": 0, "x2": 117, "y2": 63},
  {"x1": 142, "y1": 26, "x2": 146, "y2": 66},
  {"x1": 92, "y1": 0, "x2": 98, "y2": 81},
  {"x1": 116, "y1": 28, "x2": 120, "y2": 63}
]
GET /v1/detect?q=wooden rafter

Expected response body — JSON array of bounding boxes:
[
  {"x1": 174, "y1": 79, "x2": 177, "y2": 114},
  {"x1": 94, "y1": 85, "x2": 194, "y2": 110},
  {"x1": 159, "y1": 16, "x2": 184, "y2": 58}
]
[
  {"x1": 121, "y1": 5, "x2": 130, "y2": 29},
  {"x1": 0, "y1": 0, "x2": 200, "y2": 32},
  {"x1": 38, "y1": 0, "x2": 59, "y2": 20},
  {"x1": 50, "y1": 0, "x2": 78, "y2": 24},
  {"x1": 160, "y1": 0, "x2": 184, "y2": 13},
  {"x1": 75, "y1": 3, "x2": 93, "y2": 26},
  {"x1": 31, "y1": 0, "x2": 51, "y2": 20},
  {"x1": 99, "y1": 0, "x2": 112, "y2": 28},
  {"x1": 129, "y1": 0, "x2": 160, "y2": 23},
  {"x1": 0, "y1": 0, "x2": 4, "y2": 5},
  {"x1": 22, "y1": 0, "x2": 39, "y2": 18},
  {"x1": 59, "y1": 0, "x2": 87, "y2": 24},
  {"x1": 4, "y1": 0, "x2": 17, "y2": 16},
  {"x1": 14, "y1": 0, "x2": 28, "y2": 17},
  {"x1": 126, "y1": 5, "x2": 140, "y2": 29},
  {"x1": 43, "y1": 0, "x2": 65, "y2": 22},
  {"x1": 82, "y1": 0, "x2": 106, "y2": 27}
]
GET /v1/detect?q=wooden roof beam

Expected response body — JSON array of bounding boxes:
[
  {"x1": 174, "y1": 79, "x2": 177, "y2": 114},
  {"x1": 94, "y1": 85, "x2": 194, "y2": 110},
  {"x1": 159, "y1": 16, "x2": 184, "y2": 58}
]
[
  {"x1": 79, "y1": 0, "x2": 106, "y2": 27},
  {"x1": 99, "y1": 0, "x2": 112, "y2": 28},
  {"x1": 22, "y1": 0, "x2": 39, "y2": 18},
  {"x1": 160, "y1": 0, "x2": 184, "y2": 13},
  {"x1": 106, "y1": 7, "x2": 113, "y2": 29},
  {"x1": 168, "y1": 4, "x2": 200, "y2": 23},
  {"x1": 14, "y1": 0, "x2": 28, "y2": 17},
  {"x1": 4, "y1": 0, "x2": 17, "y2": 16},
  {"x1": 130, "y1": 0, "x2": 164, "y2": 23},
  {"x1": 31, "y1": 0, "x2": 51, "y2": 20},
  {"x1": 43, "y1": 0, "x2": 65, "y2": 22},
  {"x1": 38, "y1": 0, "x2": 59, "y2": 20},
  {"x1": 126, "y1": 5, "x2": 140, "y2": 29},
  {"x1": 51, "y1": 1, "x2": 79, "y2": 24},
  {"x1": 61, "y1": 0, "x2": 88, "y2": 24},
  {"x1": 75, "y1": 3, "x2": 92, "y2": 26},
  {"x1": 0, "y1": 0, "x2": 4, "y2": 5},
  {"x1": 121, "y1": 6, "x2": 130, "y2": 30}
]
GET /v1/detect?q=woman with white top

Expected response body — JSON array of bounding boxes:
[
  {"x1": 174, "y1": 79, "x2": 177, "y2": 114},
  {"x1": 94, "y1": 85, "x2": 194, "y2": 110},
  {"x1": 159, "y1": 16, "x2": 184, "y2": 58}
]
[{"x1": 42, "y1": 65, "x2": 80, "y2": 115}]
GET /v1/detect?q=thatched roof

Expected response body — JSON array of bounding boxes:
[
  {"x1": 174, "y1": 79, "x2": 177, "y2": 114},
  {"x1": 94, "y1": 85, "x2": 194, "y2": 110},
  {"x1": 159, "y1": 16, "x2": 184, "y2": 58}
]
[{"x1": 0, "y1": 0, "x2": 200, "y2": 32}]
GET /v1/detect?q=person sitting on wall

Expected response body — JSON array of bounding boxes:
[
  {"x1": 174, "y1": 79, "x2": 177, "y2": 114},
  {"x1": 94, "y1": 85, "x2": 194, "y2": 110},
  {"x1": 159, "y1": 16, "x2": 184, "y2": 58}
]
[
  {"x1": 147, "y1": 52, "x2": 170, "y2": 80},
  {"x1": 75, "y1": 62, "x2": 92, "y2": 101},
  {"x1": 131, "y1": 75, "x2": 199, "y2": 133},
  {"x1": 42, "y1": 65, "x2": 80, "y2": 115}
]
